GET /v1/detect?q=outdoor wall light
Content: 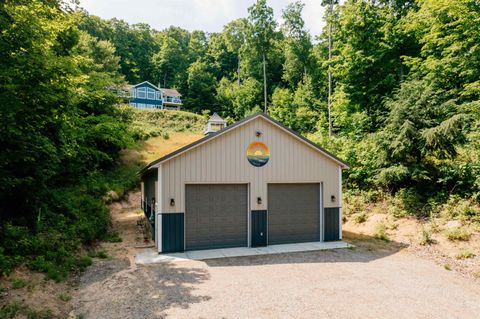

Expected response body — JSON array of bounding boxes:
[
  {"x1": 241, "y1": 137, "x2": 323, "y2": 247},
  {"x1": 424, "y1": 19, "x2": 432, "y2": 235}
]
[
  {"x1": 170, "y1": 198, "x2": 175, "y2": 206},
  {"x1": 255, "y1": 130, "x2": 262, "y2": 137},
  {"x1": 257, "y1": 197, "x2": 262, "y2": 205},
  {"x1": 331, "y1": 195, "x2": 336, "y2": 203}
]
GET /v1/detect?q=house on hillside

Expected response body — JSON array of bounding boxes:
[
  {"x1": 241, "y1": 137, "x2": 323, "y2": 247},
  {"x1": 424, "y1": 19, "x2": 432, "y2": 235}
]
[
  {"x1": 140, "y1": 112, "x2": 349, "y2": 253},
  {"x1": 160, "y1": 88, "x2": 182, "y2": 110},
  {"x1": 113, "y1": 81, "x2": 182, "y2": 110}
]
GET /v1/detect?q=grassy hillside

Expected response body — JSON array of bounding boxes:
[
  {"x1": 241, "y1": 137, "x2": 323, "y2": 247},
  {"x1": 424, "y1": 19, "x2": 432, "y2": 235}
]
[
  {"x1": 129, "y1": 108, "x2": 206, "y2": 140},
  {"x1": 120, "y1": 108, "x2": 206, "y2": 165}
]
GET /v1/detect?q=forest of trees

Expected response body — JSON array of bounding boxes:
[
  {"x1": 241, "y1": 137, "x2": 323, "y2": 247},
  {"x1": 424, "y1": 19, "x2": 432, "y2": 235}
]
[
  {"x1": 76, "y1": 0, "x2": 480, "y2": 200},
  {"x1": 0, "y1": 0, "x2": 479, "y2": 276}
]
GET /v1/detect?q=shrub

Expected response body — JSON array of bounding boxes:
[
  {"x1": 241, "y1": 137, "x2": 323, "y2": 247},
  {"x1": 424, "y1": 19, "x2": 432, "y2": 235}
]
[
  {"x1": 444, "y1": 264, "x2": 452, "y2": 271},
  {"x1": 353, "y1": 212, "x2": 368, "y2": 224},
  {"x1": 419, "y1": 227, "x2": 433, "y2": 245},
  {"x1": 89, "y1": 250, "x2": 108, "y2": 259},
  {"x1": 444, "y1": 227, "x2": 471, "y2": 241},
  {"x1": 103, "y1": 232, "x2": 122, "y2": 243},
  {"x1": 439, "y1": 196, "x2": 480, "y2": 223},
  {"x1": 394, "y1": 188, "x2": 425, "y2": 216},
  {"x1": 387, "y1": 205, "x2": 408, "y2": 218},
  {"x1": 455, "y1": 250, "x2": 475, "y2": 259},
  {"x1": 374, "y1": 221, "x2": 389, "y2": 241},
  {"x1": 77, "y1": 256, "x2": 93, "y2": 271}
]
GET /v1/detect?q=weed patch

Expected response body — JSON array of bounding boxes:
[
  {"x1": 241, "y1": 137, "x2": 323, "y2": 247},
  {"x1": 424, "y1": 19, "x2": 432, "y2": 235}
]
[
  {"x1": 353, "y1": 212, "x2": 368, "y2": 224},
  {"x1": 455, "y1": 250, "x2": 476, "y2": 259},
  {"x1": 374, "y1": 221, "x2": 389, "y2": 241},
  {"x1": 444, "y1": 227, "x2": 471, "y2": 241}
]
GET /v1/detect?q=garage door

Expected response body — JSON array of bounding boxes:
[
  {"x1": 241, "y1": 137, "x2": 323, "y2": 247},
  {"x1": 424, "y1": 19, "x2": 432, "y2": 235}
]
[
  {"x1": 185, "y1": 184, "x2": 247, "y2": 250},
  {"x1": 268, "y1": 183, "x2": 320, "y2": 245}
]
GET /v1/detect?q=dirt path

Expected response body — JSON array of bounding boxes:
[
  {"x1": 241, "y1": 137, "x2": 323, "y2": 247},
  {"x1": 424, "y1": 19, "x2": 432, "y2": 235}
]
[{"x1": 71, "y1": 191, "x2": 480, "y2": 319}]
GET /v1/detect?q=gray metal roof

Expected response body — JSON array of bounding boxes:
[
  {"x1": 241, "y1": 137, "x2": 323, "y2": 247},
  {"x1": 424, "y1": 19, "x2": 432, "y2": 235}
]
[
  {"x1": 208, "y1": 112, "x2": 227, "y2": 123},
  {"x1": 140, "y1": 112, "x2": 349, "y2": 174},
  {"x1": 160, "y1": 88, "x2": 182, "y2": 97}
]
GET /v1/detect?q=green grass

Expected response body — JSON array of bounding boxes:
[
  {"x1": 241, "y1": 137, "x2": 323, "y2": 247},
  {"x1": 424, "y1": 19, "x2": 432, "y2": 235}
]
[
  {"x1": 129, "y1": 108, "x2": 205, "y2": 140},
  {"x1": 444, "y1": 264, "x2": 452, "y2": 271},
  {"x1": 0, "y1": 302, "x2": 53, "y2": 319}
]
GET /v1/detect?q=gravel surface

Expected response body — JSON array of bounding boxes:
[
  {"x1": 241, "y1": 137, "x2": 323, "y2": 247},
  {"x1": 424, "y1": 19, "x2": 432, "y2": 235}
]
[{"x1": 73, "y1": 245, "x2": 480, "y2": 319}]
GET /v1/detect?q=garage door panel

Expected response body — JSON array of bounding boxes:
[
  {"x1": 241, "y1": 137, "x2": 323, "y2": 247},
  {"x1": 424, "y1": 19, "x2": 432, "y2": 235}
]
[
  {"x1": 186, "y1": 184, "x2": 247, "y2": 250},
  {"x1": 268, "y1": 183, "x2": 320, "y2": 245}
]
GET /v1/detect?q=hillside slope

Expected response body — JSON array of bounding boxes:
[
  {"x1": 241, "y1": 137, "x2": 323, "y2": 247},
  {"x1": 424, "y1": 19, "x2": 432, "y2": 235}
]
[{"x1": 0, "y1": 109, "x2": 205, "y2": 318}]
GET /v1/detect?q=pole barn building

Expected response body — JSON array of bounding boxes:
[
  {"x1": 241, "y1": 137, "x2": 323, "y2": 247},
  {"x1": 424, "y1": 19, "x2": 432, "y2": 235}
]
[{"x1": 140, "y1": 112, "x2": 349, "y2": 253}]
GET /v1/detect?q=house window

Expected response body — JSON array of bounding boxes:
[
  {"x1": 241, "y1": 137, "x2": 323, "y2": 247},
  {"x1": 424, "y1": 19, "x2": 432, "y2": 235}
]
[
  {"x1": 137, "y1": 87, "x2": 146, "y2": 99},
  {"x1": 156, "y1": 91, "x2": 161, "y2": 101},
  {"x1": 137, "y1": 103, "x2": 146, "y2": 108},
  {"x1": 129, "y1": 102, "x2": 136, "y2": 108},
  {"x1": 131, "y1": 89, "x2": 136, "y2": 98},
  {"x1": 147, "y1": 88, "x2": 156, "y2": 100}
]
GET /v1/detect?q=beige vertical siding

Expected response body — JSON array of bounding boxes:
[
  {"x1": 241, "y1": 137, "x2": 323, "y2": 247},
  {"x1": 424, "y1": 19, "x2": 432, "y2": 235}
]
[{"x1": 160, "y1": 117, "x2": 341, "y2": 213}]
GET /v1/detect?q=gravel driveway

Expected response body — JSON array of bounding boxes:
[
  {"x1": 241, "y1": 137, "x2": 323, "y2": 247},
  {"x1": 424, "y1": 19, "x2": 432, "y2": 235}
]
[{"x1": 73, "y1": 243, "x2": 480, "y2": 319}]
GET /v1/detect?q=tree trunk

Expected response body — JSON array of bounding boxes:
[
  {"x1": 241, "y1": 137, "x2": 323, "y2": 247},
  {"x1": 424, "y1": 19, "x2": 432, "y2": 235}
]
[
  {"x1": 327, "y1": 0, "x2": 333, "y2": 137},
  {"x1": 263, "y1": 53, "x2": 267, "y2": 113}
]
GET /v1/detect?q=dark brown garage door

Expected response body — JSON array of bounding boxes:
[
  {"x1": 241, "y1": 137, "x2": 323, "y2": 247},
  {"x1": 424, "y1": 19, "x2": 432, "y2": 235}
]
[
  {"x1": 185, "y1": 184, "x2": 248, "y2": 250},
  {"x1": 268, "y1": 183, "x2": 320, "y2": 245}
]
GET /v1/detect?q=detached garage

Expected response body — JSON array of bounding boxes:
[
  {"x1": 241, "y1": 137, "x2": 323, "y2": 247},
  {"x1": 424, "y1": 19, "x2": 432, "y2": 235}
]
[{"x1": 140, "y1": 112, "x2": 349, "y2": 253}]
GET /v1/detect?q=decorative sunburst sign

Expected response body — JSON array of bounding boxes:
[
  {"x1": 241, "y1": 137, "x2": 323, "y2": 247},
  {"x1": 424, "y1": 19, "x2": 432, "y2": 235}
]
[{"x1": 246, "y1": 142, "x2": 270, "y2": 167}]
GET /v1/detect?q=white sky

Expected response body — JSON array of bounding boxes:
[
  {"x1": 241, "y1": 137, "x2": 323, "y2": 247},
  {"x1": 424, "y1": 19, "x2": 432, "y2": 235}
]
[{"x1": 79, "y1": 0, "x2": 327, "y2": 37}]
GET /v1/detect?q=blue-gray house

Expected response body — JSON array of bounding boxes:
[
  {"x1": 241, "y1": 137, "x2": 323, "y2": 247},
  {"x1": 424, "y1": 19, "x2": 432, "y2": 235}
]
[{"x1": 123, "y1": 81, "x2": 182, "y2": 110}]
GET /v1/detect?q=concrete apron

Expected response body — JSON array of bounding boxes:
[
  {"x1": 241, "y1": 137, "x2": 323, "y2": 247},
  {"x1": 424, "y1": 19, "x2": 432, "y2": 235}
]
[{"x1": 135, "y1": 241, "x2": 353, "y2": 264}]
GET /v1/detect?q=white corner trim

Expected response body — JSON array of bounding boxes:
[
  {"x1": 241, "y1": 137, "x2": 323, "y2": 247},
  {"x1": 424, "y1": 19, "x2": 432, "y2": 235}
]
[
  {"x1": 338, "y1": 166, "x2": 343, "y2": 240},
  {"x1": 157, "y1": 164, "x2": 163, "y2": 253}
]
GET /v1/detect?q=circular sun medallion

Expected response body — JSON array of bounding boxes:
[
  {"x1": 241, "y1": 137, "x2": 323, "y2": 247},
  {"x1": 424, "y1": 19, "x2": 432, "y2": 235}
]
[{"x1": 246, "y1": 142, "x2": 270, "y2": 167}]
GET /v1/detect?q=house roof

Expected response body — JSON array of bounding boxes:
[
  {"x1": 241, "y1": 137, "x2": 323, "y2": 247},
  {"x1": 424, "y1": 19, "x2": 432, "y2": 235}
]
[
  {"x1": 208, "y1": 112, "x2": 227, "y2": 123},
  {"x1": 140, "y1": 112, "x2": 349, "y2": 174},
  {"x1": 133, "y1": 81, "x2": 160, "y2": 90},
  {"x1": 160, "y1": 88, "x2": 182, "y2": 97}
]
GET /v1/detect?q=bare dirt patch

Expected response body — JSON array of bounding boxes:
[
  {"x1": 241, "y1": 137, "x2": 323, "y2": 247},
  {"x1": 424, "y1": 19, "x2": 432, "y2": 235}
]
[{"x1": 343, "y1": 211, "x2": 480, "y2": 279}]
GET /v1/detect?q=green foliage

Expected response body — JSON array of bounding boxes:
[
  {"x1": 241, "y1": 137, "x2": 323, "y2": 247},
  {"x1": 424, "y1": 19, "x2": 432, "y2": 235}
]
[
  {"x1": 130, "y1": 108, "x2": 205, "y2": 138},
  {"x1": 419, "y1": 226, "x2": 433, "y2": 246},
  {"x1": 0, "y1": 1, "x2": 140, "y2": 278},
  {"x1": 444, "y1": 227, "x2": 471, "y2": 242},
  {"x1": 12, "y1": 278, "x2": 29, "y2": 289},
  {"x1": 353, "y1": 212, "x2": 368, "y2": 224},
  {"x1": 184, "y1": 61, "x2": 218, "y2": 112},
  {"x1": 438, "y1": 196, "x2": 480, "y2": 223},
  {"x1": 89, "y1": 249, "x2": 108, "y2": 259},
  {"x1": 103, "y1": 232, "x2": 123, "y2": 243},
  {"x1": 374, "y1": 221, "x2": 389, "y2": 241},
  {"x1": 0, "y1": 301, "x2": 53, "y2": 319}
]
